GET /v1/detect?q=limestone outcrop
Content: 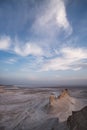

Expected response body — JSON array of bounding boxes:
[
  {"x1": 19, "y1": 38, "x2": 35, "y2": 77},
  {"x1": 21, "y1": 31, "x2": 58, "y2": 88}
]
[{"x1": 58, "y1": 89, "x2": 69, "y2": 99}]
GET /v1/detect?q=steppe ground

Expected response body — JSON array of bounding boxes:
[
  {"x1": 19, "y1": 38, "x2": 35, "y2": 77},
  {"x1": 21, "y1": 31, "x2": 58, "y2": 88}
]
[{"x1": 0, "y1": 85, "x2": 87, "y2": 130}]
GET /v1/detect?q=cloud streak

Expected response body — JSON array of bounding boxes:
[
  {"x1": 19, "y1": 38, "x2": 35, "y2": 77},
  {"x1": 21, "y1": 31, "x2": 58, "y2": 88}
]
[
  {"x1": 5, "y1": 58, "x2": 17, "y2": 64},
  {"x1": 40, "y1": 47, "x2": 87, "y2": 71},
  {"x1": 33, "y1": 0, "x2": 72, "y2": 36}
]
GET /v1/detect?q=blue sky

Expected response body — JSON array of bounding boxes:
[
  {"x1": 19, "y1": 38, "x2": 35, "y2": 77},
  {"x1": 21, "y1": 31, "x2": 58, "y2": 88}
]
[{"x1": 0, "y1": 0, "x2": 87, "y2": 86}]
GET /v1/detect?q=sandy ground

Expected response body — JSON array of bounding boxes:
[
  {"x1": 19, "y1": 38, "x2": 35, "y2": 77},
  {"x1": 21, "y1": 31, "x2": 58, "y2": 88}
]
[{"x1": 0, "y1": 86, "x2": 87, "y2": 130}]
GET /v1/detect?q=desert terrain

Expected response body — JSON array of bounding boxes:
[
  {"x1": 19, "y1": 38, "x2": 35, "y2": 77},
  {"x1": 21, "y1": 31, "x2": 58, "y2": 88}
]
[{"x1": 0, "y1": 85, "x2": 87, "y2": 130}]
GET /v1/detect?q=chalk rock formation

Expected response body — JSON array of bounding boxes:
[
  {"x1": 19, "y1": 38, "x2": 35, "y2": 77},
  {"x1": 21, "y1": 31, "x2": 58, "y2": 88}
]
[
  {"x1": 67, "y1": 106, "x2": 87, "y2": 130},
  {"x1": 49, "y1": 89, "x2": 69, "y2": 106},
  {"x1": 47, "y1": 89, "x2": 84, "y2": 122}
]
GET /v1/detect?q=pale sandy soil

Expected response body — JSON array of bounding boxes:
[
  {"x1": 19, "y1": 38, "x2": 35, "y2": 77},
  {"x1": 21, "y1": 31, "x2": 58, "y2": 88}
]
[{"x1": 0, "y1": 86, "x2": 87, "y2": 130}]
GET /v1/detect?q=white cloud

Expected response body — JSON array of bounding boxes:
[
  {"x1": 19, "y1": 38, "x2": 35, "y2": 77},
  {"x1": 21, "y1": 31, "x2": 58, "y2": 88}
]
[
  {"x1": 56, "y1": 0, "x2": 71, "y2": 31},
  {"x1": 14, "y1": 42, "x2": 43, "y2": 56},
  {"x1": 0, "y1": 36, "x2": 11, "y2": 50},
  {"x1": 40, "y1": 47, "x2": 87, "y2": 71},
  {"x1": 62, "y1": 47, "x2": 87, "y2": 59},
  {"x1": 33, "y1": 0, "x2": 72, "y2": 36}
]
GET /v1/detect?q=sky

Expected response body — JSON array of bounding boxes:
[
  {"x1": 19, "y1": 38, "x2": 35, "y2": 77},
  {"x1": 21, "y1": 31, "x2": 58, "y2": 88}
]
[{"x1": 0, "y1": 0, "x2": 87, "y2": 86}]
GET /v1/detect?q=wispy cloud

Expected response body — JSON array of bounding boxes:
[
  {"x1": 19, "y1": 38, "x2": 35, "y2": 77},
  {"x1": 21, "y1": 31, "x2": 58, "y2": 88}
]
[
  {"x1": 14, "y1": 42, "x2": 43, "y2": 56},
  {"x1": 0, "y1": 36, "x2": 11, "y2": 50},
  {"x1": 0, "y1": 35, "x2": 44, "y2": 57},
  {"x1": 5, "y1": 58, "x2": 17, "y2": 64},
  {"x1": 20, "y1": 56, "x2": 44, "y2": 72},
  {"x1": 0, "y1": 35, "x2": 87, "y2": 72},
  {"x1": 40, "y1": 47, "x2": 87, "y2": 71},
  {"x1": 33, "y1": 0, "x2": 72, "y2": 36}
]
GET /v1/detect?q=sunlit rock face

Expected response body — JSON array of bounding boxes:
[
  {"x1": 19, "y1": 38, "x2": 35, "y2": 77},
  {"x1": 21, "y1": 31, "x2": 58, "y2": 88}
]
[
  {"x1": 49, "y1": 89, "x2": 69, "y2": 106},
  {"x1": 49, "y1": 94, "x2": 56, "y2": 106},
  {"x1": 67, "y1": 106, "x2": 87, "y2": 130},
  {"x1": 49, "y1": 89, "x2": 70, "y2": 108}
]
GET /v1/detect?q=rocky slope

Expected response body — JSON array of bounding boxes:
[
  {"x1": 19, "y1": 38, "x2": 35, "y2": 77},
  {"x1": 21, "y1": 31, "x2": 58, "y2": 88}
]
[{"x1": 67, "y1": 106, "x2": 87, "y2": 130}]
